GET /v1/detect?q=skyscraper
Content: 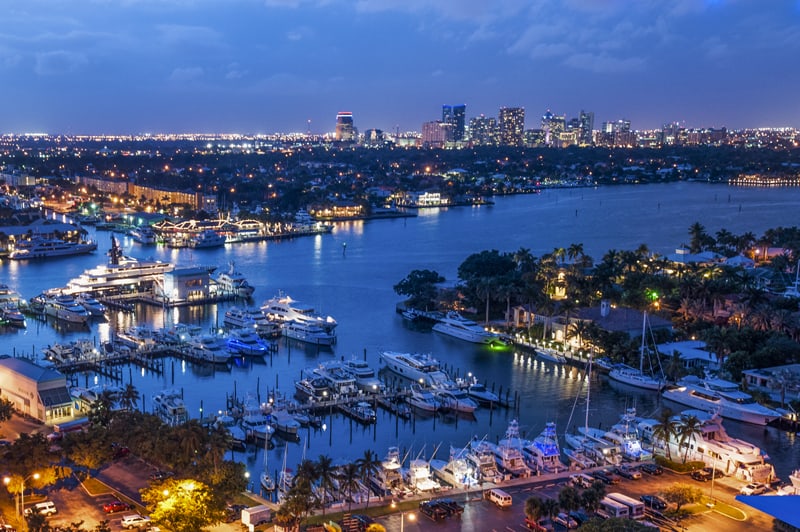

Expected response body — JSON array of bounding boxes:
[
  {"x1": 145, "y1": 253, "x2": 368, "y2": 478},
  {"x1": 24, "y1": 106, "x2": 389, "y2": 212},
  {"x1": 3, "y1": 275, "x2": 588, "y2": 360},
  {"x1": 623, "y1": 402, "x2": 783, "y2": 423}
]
[
  {"x1": 442, "y1": 104, "x2": 466, "y2": 142},
  {"x1": 499, "y1": 107, "x2": 525, "y2": 146},
  {"x1": 541, "y1": 110, "x2": 566, "y2": 147},
  {"x1": 335, "y1": 112, "x2": 355, "y2": 142},
  {"x1": 469, "y1": 115, "x2": 497, "y2": 146},
  {"x1": 578, "y1": 110, "x2": 594, "y2": 146}
]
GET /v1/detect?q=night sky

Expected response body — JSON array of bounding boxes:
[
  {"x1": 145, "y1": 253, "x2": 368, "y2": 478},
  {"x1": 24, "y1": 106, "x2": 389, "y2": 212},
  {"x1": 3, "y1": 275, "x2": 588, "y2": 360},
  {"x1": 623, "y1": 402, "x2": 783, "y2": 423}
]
[{"x1": 1, "y1": 0, "x2": 798, "y2": 135}]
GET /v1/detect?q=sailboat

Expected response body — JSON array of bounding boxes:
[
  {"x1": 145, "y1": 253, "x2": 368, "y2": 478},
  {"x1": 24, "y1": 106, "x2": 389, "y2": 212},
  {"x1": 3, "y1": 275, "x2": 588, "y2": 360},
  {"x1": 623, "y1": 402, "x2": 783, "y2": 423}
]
[
  {"x1": 608, "y1": 311, "x2": 664, "y2": 391},
  {"x1": 260, "y1": 436, "x2": 275, "y2": 493}
]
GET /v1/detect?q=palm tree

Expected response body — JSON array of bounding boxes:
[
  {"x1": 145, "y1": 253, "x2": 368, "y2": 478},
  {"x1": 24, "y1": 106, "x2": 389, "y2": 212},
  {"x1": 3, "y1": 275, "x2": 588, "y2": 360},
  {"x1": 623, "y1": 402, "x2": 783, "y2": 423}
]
[
  {"x1": 119, "y1": 383, "x2": 140, "y2": 412},
  {"x1": 678, "y1": 414, "x2": 703, "y2": 464},
  {"x1": 356, "y1": 450, "x2": 380, "y2": 509},
  {"x1": 338, "y1": 462, "x2": 360, "y2": 511},
  {"x1": 566, "y1": 320, "x2": 590, "y2": 352},
  {"x1": 316, "y1": 454, "x2": 336, "y2": 515},
  {"x1": 650, "y1": 408, "x2": 679, "y2": 461},
  {"x1": 540, "y1": 498, "x2": 560, "y2": 523},
  {"x1": 524, "y1": 496, "x2": 544, "y2": 522},
  {"x1": 474, "y1": 276, "x2": 497, "y2": 324},
  {"x1": 558, "y1": 485, "x2": 582, "y2": 514}
]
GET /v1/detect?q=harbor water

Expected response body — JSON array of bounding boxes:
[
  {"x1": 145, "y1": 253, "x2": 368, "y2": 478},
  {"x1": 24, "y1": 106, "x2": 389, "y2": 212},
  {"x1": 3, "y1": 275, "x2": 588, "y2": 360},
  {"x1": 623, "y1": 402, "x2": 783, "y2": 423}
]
[{"x1": 1, "y1": 182, "x2": 799, "y2": 488}]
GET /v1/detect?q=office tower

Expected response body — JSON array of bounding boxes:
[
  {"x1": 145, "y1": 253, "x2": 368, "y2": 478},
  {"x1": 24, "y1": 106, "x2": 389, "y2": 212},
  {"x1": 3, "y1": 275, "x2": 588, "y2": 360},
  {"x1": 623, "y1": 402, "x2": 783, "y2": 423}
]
[
  {"x1": 422, "y1": 121, "x2": 450, "y2": 148},
  {"x1": 499, "y1": 107, "x2": 525, "y2": 146},
  {"x1": 442, "y1": 104, "x2": 466, "y2": 142},
  {"x1": 469, "y1": 115, "x2": 498, "y2": 146},
  {"x1": 335, "y1": 112, "x2": 355, "y2": 142},
  {"x1": 578, "y1": 110, "x2": 594, "y2": 145},
  {"x1": 541, "y1": 110, "x2": 566, "y2": 146}
]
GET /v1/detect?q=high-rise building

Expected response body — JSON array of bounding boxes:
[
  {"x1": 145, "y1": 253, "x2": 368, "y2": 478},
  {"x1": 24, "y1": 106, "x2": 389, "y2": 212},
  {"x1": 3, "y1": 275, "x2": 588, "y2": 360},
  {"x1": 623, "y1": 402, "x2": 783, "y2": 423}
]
[
  {"x1": 578, "y1": 110, "x2": 594, "y2": 146},
  {"x1": 541, "y1": 110, "x2": 566, "y2": 146},
  {"x1": 335, "y1": 112, "x2": 355, "y2": 142},
  {"x1": 421, "y1": 121, "x2": 450, "y2": 148},
  {"x1": 468, "y1": 115, "x2": 497, "y2": 145},
  {"x1": 442, "y1": 104, "x2": 466, "y2": 142},
  {"x1": 499, "y1": 107, "x2": 525, "y2": 146}
]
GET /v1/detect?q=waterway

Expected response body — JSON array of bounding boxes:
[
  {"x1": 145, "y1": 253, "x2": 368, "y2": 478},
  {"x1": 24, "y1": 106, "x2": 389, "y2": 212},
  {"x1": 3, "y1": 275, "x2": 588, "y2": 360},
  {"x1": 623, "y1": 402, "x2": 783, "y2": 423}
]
[{"x1": 0, "y1": 182, "x2": 798, "y2": 488}]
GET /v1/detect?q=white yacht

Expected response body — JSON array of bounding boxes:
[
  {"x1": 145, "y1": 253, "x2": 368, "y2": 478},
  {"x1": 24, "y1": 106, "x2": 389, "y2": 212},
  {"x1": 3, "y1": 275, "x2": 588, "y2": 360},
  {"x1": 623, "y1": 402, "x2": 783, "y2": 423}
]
[
  {"x1": 312, "y1": 361, "x2": 359, "y2": 396},
  {"x1": 662, "y1": 375, "x2": 781, "y2": 426},
  {"x1": 608, "y1": 312, "x2": 665, "y2": 391},
  {"x1": 434, "y1": 387, "x2": 478, "y2": 413},
  {"x1": 404, "y1": 457, "x2": 441, "y2": 492},
  {"x1": 405, "y1": 384, "x2": 440, "y2": 412},
  {"x1": 128, "y1": 226, "x2": 157, "y2": 245},
  {"x1": 42, "y1": 294, "x2": 90, "y2": 324},
  {"x1": 213, "y1": 412, "x2": 247, "y2": 448},
  {"x1": 535, "y1": 347, "x2": 567, "y2": 364},
  {"x1": 189, "y1": 229, "x2": 226, "y2": 248},
  {"x1": 153, "y1": 389, "x2": 189, "y2": 426},
  {"x1": 522, "y1": 422, "x2": 567, "y2": 474},
  {"x1": 187, "y1": 334, "x2": 231, "y2": 364},
  {"x1": 9, "y1": 236, "x2": 97, "y2": 260},
  {"x1": 261, "y1": 292, "x2": 337, "y2": 331},
  {"x1": 74, "y1": 293, "x2": 107, "y2": 316},
  {"x1": 294, "y1": 377, "x2": 330, "y2": 401},
  {"x1": 600, "y1": 407, "x2": 653, "y2": 461},
  {"x1": 223, "y1": 307, "x2": 280, "y2": 337},
  {"x1": 226, "y1": 328, "x2": 270, "y2": 357},
  {"x1": 466, "y1": 380, "x2": 500, "y2": 405},
  {"x1": 339, "y1": 401, "x2": 377, "y2": 424},
  {"x1": 369, "y1": 446, "x2": 405, "y2": 496},
  {"x1": 240, "y1": 395, "x2": 274, "y2": 441},
  {"x1": 467, "y1": 437, "x2": 505, "y2": 484},
  {"x1": 213, "y1": 262, "x2": 255, "y2": 298},
  {"x1": 1, "y1": 303, "x2": 26, "y2": 327},
  {"x1": 379, "y1": 351, "x2": 452, "y2": 387},
  {"x1": 491, "y1": 419, "x2": 532, "y2": 478},
  {"x1": 430, "y1": 446, "x2": 480, "y2": 489},
  {"x1": 432, "y1": 311, "x2": 504, "y2": 345},
  {"x1": 340, "y1": 358, "x2": 385, "y2": 392},
  {"x1": 270, "y1": 408, "x2": 301, "y2": 436},
  {"x1": 638, "y1": 409, "x2": 775, "y2": 483},
  {"x1": 282, "y1": 320, "x2": 336, "y2": 345}
]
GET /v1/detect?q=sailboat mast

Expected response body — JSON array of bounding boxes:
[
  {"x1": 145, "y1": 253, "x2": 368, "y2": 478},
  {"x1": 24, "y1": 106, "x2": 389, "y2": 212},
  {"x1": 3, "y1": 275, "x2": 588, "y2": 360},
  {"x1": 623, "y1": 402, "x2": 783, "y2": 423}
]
[
  {"x1": 640, "y1": 311, "x2": 647, "y2": 373},
  {"x1": 584, "y1": 355, "x2": 592, "y2": 434}
]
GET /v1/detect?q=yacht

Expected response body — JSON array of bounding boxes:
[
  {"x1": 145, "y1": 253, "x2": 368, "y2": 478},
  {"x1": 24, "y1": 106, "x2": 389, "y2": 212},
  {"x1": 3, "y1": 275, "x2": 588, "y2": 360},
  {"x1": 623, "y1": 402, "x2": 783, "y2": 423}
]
[
  {"x1": 270, "y1": 408, "x2": 301, "y2": 436},
  {"x1": 379, "y1": 351, "x2": 452, "y2": 387},
  {"x1": 223, "y1": 307, "x2": 280, "y2": 337},
  {"x1": 74, "y1": 293, "x2": 107, "y2": 316},
  {"x1": 369, "y1": 446, "x2": 405, "y2": 496},
  {"x1": 466, "y1": 380, "x2": 500, "y2": 405},
  {"x1": 189, "y1": 229, "x2": 226, "y2": 248},
  {"x1": 564, "y1": 431, "x2": 623, "y2": 467},
  {"x1": 434, "y1": 387, "x2": 478, "y2": 413},
  {"x1": 213, "y1": 262, "x2": 255, "y2": 298},
  {"x1": 404, "y1": 457, "x2": 441, "y2": 492},
  {"x1": 430, "y1": 446, "x2": 480, "y2": 489},
  {"x1": 213, "y1": 412, "x2": 247, "y2": 448},
  {"x1": 599, "y1": 407, "x2": 652, "y2": 461},
  {"x1": 153, "y1": 389, "x2": 189, "y2": 426},
  {"x1": 187, "y1": 334, "x2": 232, "y2": 364},
  {"x1": 282, "y1": 320, "x2": 336, "y2": 346},
  {"x1": 1, "y1": 303, "x2": 26, "y2": 327},
  {"x1": 42, "y1": 294, "x2": 90, "y2": 324},
  {"x1": 340, "y1": 358, "x2": 385, "y2": 393},
  {"x1": 432, "y1": 311, "x2": 504, "y2": 345},
  {"x1": 294, "y1": 377, "x2": 330, "y2": 402},
  {"x1": 226, "y1": 328, "x2": 270, "y2": 357},
  {"x1": 261, "y1": 292, "x2": 337, "y2": 331},
  {"x1": 492, "y1": 419, "x2": 532, "y2": 478},
  {"x1": 638, "y1": 409, "x2": 775, "y2": 483},
  {"x1": 608, "y1": 312, "x2": 665, "y2": 391},
  {"x1": 240, "y1": 395, "x2": 274, "y2": 441},
  {"x1": 522, "y1": 422, "x2": 567, "y2": 474},
  {"x1": 467, "y1": 437, "x2": 505, "y2": 484},
  {"x1": 662, "y1": 375, "x2": 781, "y2": 426},
  {"x1": 339, "y1": 401, "x2": 377, "y2": 424},
  {"x1": 128, "y1": 226, "x2": 157, "y2": 245},
  {"x1": 116, "y1": 325, "x2": 159, "y2": 348},
  {"x1": 9, "y1": 236, "x2": 97, "y2": 260},
  {"x1": 312, "y1": 361, "x2": 359, "y2": 396},
  {"x1": 405, "y1": 384, "x2": 440, "y2": 412},
  {"x1": 535, "y1": 347, "x2": 567, "y2": 364}
]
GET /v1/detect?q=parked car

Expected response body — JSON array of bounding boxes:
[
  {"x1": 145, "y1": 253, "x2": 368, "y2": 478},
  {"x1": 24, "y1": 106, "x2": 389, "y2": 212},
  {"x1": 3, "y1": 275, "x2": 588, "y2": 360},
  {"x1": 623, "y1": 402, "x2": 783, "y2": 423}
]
[
  {"x1": 691, "y1": 469, "x2": 712, "y2": 482},
  {"x1": 640, "y1": 494, "x2": 668, "y2": 511},
  {"x1": 740, "y1": 482, "x2": 767, "y2": 495},
  {"x1": 704, "y1": 466, "x2": 725, "y2": 478},
  {"x1": 149, "y1": 470, "x2": 173, "y2": 482},
  {"x1": 432, "y1": 498, "x2": 464, "y2": 517},
  {"x1": 639, "y1": 463, "x2": 663, "y2": 475},
  {"x1": 615, "y1": 465, "x2": 642, "y2": 480},
  {"x1": 112, "y1": 444, "x2": 130, "y2": 459},
  {"x1": 121, "y1": 514, "x2": 151, "y2": 529},
  {"x1": 568, "y1": 511, "x2": 590, "y2": 526},
  {"x1": 553, "y1": 512, "x2": 578, "y2": 529},
  {"x1": 350, "y1": 514, "x2": 375, "y2": 531},
  {"x1": 102, "y1": 499, "x2": 131, "y2": 513},
  {"x1": 224, "y1": 504, "x2": 247, "y2": 523},
  {"x1": 418, "y1": 501, "x2": 447, "y2": 521}
]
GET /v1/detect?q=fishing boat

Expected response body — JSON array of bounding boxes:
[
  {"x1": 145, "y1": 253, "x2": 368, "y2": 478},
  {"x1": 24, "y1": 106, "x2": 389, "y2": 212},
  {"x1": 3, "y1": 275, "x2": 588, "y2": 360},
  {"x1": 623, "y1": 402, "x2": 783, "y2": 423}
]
[
  {"x1": 491, "y1": 419, "x2": 532, "y2": 478},
  {"x1": 608, "y1": 312, "x2": 665, "y2": 391},
  {"x1": 467, "y1": 437, "x2": 505, "y2": 484},
  {"x1": 522, "y1": 421, "x2": 567, "y2": 474},
  {"x1": 213, "y1": 261, "x2": 255, "y2": 298},
  {"x1": 404, "y1": 454, "x2": 441, "y2": 492},
  {"x1": 369, "y1": 446, "x2": 405, "y2": 496},
  {"x1": 430, "y1": 446, "x2": 480, "y2": 489},
  {"x1": 598, "y1": 407, "x2": 653, "y2": 461},
  {"x1": 379, "y1": 351, "x2": 452, "y2": 387}
]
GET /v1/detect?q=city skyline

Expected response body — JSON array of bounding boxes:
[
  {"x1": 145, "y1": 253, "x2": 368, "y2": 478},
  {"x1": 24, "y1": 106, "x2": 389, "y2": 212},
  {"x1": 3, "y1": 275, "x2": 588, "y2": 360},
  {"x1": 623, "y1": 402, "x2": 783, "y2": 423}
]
[{"x1": 1, "y1": 1, "x2": 799, "y2": 135}]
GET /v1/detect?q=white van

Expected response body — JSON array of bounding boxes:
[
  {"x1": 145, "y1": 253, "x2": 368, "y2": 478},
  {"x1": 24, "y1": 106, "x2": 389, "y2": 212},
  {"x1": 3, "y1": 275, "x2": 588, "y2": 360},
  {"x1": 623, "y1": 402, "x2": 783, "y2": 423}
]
[
  {"x1": 24, "y1": 501, "x2": 57, "y2": 516},
  {"x1": 485, "y1": 488, "x2": 513, "y2": 508},
  {"x1": 570, "y1": 473, "x2": 595, "y2": 488}
]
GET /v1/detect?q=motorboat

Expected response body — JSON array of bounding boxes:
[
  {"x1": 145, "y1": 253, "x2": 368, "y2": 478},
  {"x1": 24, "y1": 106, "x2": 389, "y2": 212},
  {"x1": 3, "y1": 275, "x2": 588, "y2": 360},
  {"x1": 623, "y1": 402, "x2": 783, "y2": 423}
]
[
  {"x1": 434, "y1": 387, "x2": 478, "y2": 413},
  {"x1": 240, "y1": 395, "x2": 274, "y2": 441},
  {"x1": 270, "y1": 408, "x2": 301, "y2": 436},
  {"x1": 405, "y1": 384, "x2": 440, "y2": 412},
  {"x1": 153, "y1": 389, "x2": 189, "y2": 426},
  {"x1": 492, "y1": 419, "x2": 532, "y2": 478},
  {"x1": 432, "y1": 311, "x2": 504, "y2": 345},
  {"x1": 282, "y1": 320, "x2": 336, "y2": 346},
  {"x1": 379, "y1": 351, "x2": 452, "y2": 387},
  {"x1": 662, "y1": 375, "x2": 781, "y2": 426},
  {"x1": 522, "y1": 421, "x2": 567, "y2": 474},
  {"x1": 74, "y1": 293, "x2": 107, "y2": 316},
  {"x1": 599, "y1": 407, "x2": 652, "y2": 461},
  {"x1": 42, "y1": 294, "x2": 90, "y2": 324},
  {"x1": 189, "y1": 229, "x2": 226, "y2": 248},
  {"x1": 1, "y1": 303, "x2": 26, "y2": 327},
  {"x1": 340, "y1": 358, "x2": 385, "y2": 393},
  {"x1": 404, "y1": 457, "x2": 441, "y2": 492},
  {"x1": 467, "y1": 437, "x2": 505, "y2": 484},
  {"x1": 213, "y1": 412, "x2": 247, "y2": 448},
  {"x1": 608, "y1": 312, "x2": 665, "y2": 391},
  {"x1": 223, "y1": 307, "x2": 280, "y2": 337},
  {"x1": 535, "y1": 347, "x2": 567, "y2": 364},
  {"x1": 312, "y1": 361, "x2": 359, "y2": 396},
  {"x1": 261, "y1": 292, "x2": 337, "y2": 331},
  {"x1": 430, "y1": 446, "x2": 480, "y2": 489},
  {"x1": 339, "y1": 401, "x2": 377, "y2": 424},
  {"x1": 466, "y1": 380, "x2": 499, "y2": 405},
  {"x1": 638, "y1": 409, "x2": 775, "y2": 483},
  {"x1": 42, "y1": 340, "x2": 97, "y2": 365},
  {"x1": 187, "y1": 334, "x2": 232, "y2": 364},
  {"x1": 213, "y1": 262, "x2": 255, "y2": 298},
  {"x1": 369, "y1": 446, "x2": 405, "y2": 496},
  {"x1": 116, "y1": 325, "x2": 159, "y2": 348},
  {"x1": 294, "y1": 377, "x2": 331, "y2": 401},
  {"x1": 226, "y1": 328, "x2": 270, "y2": 357},
  {"x1": 9, "y1": 236, "x2": 97, "y2": 260},
  {"x1": 128, "y1": 226, "x2": 157, "y2": 245}
]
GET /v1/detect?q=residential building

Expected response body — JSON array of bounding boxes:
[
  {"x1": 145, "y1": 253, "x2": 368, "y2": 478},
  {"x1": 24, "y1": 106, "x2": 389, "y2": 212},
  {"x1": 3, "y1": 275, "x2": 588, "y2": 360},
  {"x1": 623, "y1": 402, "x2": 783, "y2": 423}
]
[
  {"x1": 499, "y1": 107, "x2": 525, "y2": 146},
  {"x1": 0, "y1": 356, "x2": 73, "y2": 425}
]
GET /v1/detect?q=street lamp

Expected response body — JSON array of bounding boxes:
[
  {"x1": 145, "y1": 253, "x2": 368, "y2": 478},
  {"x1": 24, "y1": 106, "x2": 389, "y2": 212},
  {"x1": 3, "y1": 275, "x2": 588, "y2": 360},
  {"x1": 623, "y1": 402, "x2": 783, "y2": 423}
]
[
  {"x1": 391, "y1": 501, "x2": 416, "y2": 532},
  {"x1": 4, "y1": 472, "x2": 40, "y2": 516}
]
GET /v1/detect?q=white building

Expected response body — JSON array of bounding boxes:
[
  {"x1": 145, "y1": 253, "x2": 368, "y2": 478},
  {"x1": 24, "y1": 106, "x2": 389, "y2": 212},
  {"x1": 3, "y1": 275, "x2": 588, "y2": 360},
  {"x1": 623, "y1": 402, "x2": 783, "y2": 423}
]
[
  {"x1": 0, "y1": 356, "x2": 73, "y2": 425},
  {"x1": 657, "y1": 340, "x2": 720, "y2": 371}
]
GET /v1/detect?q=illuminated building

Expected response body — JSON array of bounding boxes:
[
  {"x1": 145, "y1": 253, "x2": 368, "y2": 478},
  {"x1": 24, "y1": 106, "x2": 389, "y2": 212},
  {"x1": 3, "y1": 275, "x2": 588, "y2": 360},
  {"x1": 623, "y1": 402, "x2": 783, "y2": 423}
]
[
  {"x1": 335, "y1": 112, "x2": 355, "y2": 142},
  {"x1": 499, "y1": 107, "x2": 525, "y2": 146},
  {"x1": 442, "y1": 104, "x2": 466, "y2": 142}
]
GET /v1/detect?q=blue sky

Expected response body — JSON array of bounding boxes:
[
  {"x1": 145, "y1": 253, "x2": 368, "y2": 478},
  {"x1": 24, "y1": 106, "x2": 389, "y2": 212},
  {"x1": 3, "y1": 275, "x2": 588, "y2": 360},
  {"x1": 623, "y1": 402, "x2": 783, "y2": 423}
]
[{"x1": 1, "y1": 0, "x2": 799, "y2": 135}]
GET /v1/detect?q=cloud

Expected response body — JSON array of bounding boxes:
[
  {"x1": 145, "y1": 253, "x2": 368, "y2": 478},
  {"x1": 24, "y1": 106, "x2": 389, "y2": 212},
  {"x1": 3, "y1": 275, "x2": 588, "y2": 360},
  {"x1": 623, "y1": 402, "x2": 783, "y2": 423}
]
[
  {"x1": 34, "y1": 50, "x2": 88, "y2": 75},
  {"x1": 156, "y1": 24, "x2": 224, "y2": 48},
  {"x1": 286, "y1": 26, "x2": 313, "y2": 41},
  {"x1": 703, "y1": 37, "x2": 728, "y2": 60},
  {"x1": 225, "y1": 63, "x2": 247, "y2": 79},
  {"x1": 565, "y1": 52, "x2": 645, "y2": 73},
  {"x1": 168, "y1": 66, "x2": 204, "y2": 82}
]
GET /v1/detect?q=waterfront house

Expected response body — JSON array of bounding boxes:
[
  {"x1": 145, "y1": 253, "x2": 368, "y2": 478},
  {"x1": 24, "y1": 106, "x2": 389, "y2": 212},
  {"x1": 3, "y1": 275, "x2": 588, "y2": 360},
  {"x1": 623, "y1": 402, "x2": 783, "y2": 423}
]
[
  {"x1": 0, "y1": 356, "x2": 73, "y2": 425},
  {"x1": 742, "y1": 363, "x2": 800, "y2": 404},
  {"x1": 656, "y1": 340, "x2": 720, "y2": 371}
]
